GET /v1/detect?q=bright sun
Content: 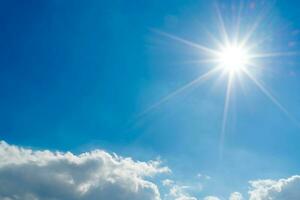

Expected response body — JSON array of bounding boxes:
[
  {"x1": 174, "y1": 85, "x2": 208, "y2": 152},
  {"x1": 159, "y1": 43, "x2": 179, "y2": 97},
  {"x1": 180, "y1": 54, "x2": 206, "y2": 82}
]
[
  {"x1": 218, "y1": 45, "x2": 250, "y2": 73},
  {"x1": 146, "y1": 5, "x2": 299, "y2": 159}
]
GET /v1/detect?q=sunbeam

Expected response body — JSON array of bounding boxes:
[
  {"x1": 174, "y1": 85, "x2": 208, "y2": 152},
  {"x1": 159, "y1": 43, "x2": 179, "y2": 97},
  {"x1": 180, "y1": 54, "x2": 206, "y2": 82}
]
[
  {"x1": 137, "y1": 67, "x2": 221, "y2": 118},
  {"x1": 215, "y1": 4, "x2": 230, "y2": 46},
  {"x1": 151, "y1": 29, "x2": 220, "y2": 55},
  {"x1": 220, "y1": 72, "x2": 234, "y2": 159},
  {"x1": 243, "y1": 68, "x2": 299, "y2": 126},
  {"x1": 240, "y1": 3, "x2": 271, "y2": 48},
  {"x1": 249, "y1": 51, "x2": 300, "y2": 59}
]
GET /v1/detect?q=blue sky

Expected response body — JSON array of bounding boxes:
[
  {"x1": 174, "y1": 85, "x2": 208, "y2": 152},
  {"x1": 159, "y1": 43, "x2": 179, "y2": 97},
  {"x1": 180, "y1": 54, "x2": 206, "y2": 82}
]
[{"x1": 1, "y1": 0, "x2": 300, "y2": 199}]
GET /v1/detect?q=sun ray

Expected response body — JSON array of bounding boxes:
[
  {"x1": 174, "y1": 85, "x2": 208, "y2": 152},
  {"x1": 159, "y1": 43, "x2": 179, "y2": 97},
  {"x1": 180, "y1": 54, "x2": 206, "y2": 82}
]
[
  {"x1": 249, "y1": 51, "x2": 300, "y2": 59},
  {"x1": 179, "y1": 58, "x2": 220, "y2": 65},
  {"x1": 137, "y1": 67, "x2": 222, "y2": 118},
  {"x1": 215, "y1": 4, "x2": 230, "y2": 46},
  {"x1": 239, "y1": 4, "x2": 271, "y2": 48},
  {"x1": 240, "y1": 17, "x2": 262, "y2": 48},
  {"x1": 220, "y1": 72, "x2": 234, "y2": 159},
  {"x1": 233, "y1": 0, "x2": 244, "y2": 44},
  {"x1": 242, "y1": 68, "x2": 299, "y2": 125},
  {"x1": 151, "y1": 29, "x2": 220, "y2": 56},
  {"x1": 205, "y1": 30, "x2": 224, "y2": 50}
]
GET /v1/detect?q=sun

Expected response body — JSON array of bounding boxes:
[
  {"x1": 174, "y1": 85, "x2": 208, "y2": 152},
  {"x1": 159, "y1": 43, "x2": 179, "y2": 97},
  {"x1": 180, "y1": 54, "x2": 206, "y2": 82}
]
[
  {"x1": 142, "y1": 4, "x2": 300, "y2": 160},
  {"x1": 217, "y1": 45, "x2": 250, "y2": 73}
]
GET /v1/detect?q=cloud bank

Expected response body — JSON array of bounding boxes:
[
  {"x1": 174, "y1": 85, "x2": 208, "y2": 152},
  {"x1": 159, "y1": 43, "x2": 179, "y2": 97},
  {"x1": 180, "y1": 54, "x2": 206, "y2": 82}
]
[
  {"x1": 1, "y1": 140, "x2": 300, "y2": 200},
  {"x1": 249, "y1": 175, "x2": 300, "y2": 200},
  {"x1": 0, "y1": 141, "x2": 170, "y2": 200}
]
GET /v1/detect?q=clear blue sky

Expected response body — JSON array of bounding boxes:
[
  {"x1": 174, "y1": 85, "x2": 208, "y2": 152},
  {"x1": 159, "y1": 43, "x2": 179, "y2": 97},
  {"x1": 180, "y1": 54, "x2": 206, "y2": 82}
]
[{"x1": 1, "y1": 0, "x2": 300, "y2": 198}]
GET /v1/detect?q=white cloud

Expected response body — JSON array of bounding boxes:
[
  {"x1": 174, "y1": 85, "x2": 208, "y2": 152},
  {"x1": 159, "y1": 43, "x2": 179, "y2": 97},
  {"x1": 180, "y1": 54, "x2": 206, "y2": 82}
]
[
  {"x1": 229, "y1": 192, "x2": 243, "y2": 200},
  {"x1": 167, "y1": 185, "x2": 197, "y2": 200},
  {"x1": 163, "y1": 179, "x2": 175, "y2": 186},
  {"x1": 0, "y1": 140, "x2": 170, "y2": 200},
  {"x1": 202, "y1": 175, "x2": 300, "y2": 200},
  {"x1": 203, "y1": 196, "x2": 220, "y2": 200},
  {"x1": 3, "y1": 141, "x2": 300, "y2": 200},
  {"x1": 163, "y1": 179, "x2": 197, "y2": 200},
  {"x1": 203, "y1": 192, "x2": 243, "y2": 200},
  {"x1": 249, "y1": 175, "x2": 300, "y2": 200},
  {"x1": 197, "y1": 173, "x2": 211, "y2": 180}
]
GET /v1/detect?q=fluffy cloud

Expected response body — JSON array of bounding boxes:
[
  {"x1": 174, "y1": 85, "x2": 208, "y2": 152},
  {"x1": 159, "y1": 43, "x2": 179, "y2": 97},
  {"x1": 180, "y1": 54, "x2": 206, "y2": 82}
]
[
  {"x1": 249, "y1": 175, "x2": 300, "y2": 200},
  {"x1": 2, "y1": 140, "x2": 300, "y2": 200},
  {"x1": 0, "y1": 141, "x2": 170, "y2": 200}
]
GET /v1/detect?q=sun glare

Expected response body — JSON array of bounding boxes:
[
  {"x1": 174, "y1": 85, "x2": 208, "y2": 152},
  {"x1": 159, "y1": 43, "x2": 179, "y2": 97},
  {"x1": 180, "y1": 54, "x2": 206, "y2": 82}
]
[
  {"x1": 143, "y1": 4, "x2": 299, "y2": 159},
  {"x1": 218, "y1": 45, "x2": 250, "y2": 73}
]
